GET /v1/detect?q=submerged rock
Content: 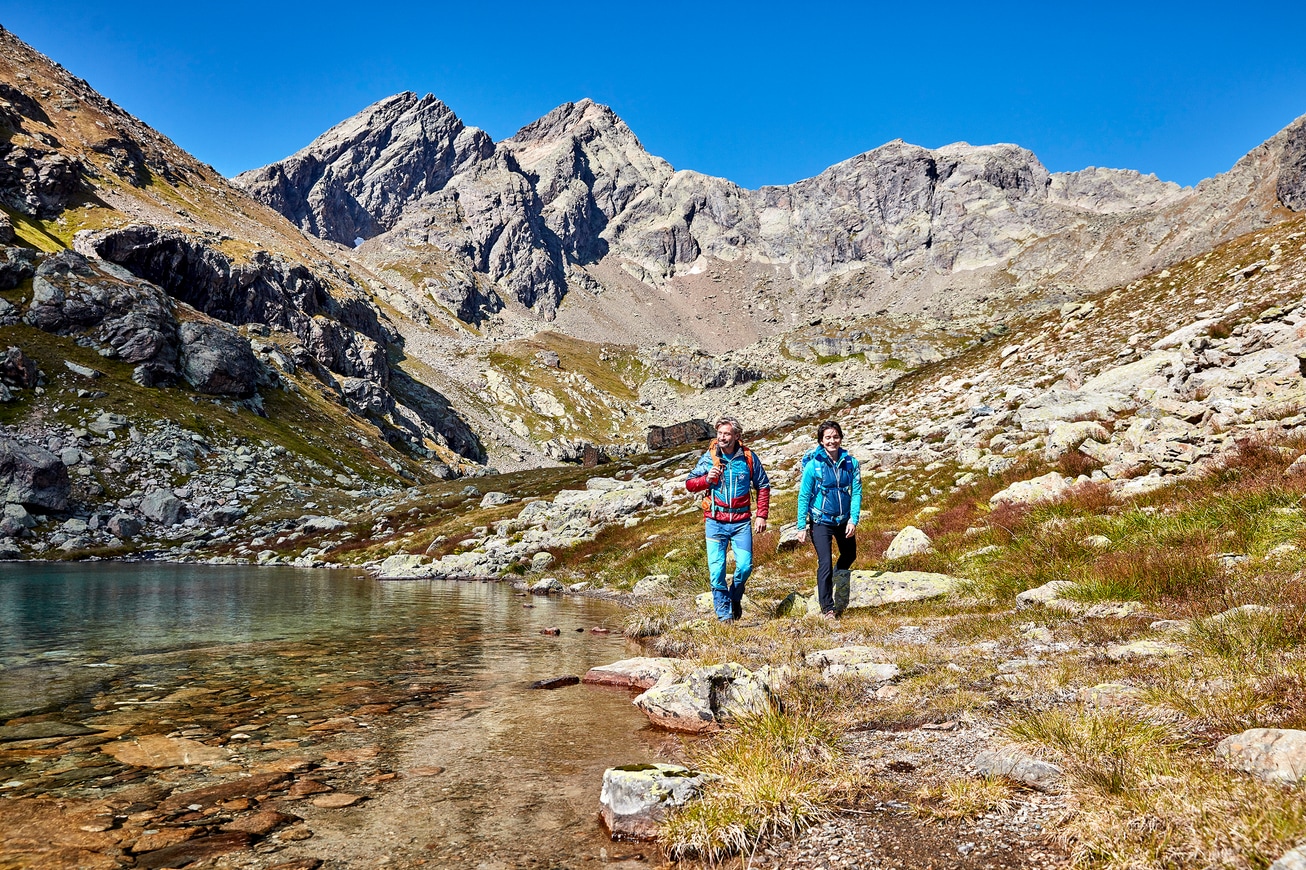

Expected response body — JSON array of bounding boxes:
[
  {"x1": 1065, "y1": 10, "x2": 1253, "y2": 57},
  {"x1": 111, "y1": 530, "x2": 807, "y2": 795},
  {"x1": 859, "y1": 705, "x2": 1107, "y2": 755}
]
[{"x1": 583, "y1": 657, "x2": 680, "y2": 690}]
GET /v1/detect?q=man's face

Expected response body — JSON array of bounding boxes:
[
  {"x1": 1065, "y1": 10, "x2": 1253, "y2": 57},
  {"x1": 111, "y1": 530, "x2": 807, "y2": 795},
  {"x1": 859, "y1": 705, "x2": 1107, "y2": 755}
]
[{"x1": 716, "y1": 424, "x2": 738, "y2": 453}]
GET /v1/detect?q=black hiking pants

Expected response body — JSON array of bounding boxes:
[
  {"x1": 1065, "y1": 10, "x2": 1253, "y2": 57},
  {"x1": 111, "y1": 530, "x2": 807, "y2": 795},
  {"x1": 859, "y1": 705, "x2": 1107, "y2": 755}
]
[{"x1": 811, "y1": 522, "x2": 856, "y2": 614}]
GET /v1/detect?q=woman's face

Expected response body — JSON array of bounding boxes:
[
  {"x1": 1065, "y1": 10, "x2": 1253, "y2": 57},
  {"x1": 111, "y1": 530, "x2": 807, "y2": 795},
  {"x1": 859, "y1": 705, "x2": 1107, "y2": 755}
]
[{"x1": 821, "y1": 428, "x2": 842, "y2": 452}]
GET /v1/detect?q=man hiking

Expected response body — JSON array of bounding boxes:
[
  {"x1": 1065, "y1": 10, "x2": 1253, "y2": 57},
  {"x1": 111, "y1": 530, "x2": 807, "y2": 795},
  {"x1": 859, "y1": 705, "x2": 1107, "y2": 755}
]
[{"x1": 685, "y1": 416, "x2": 771, "y2": 622}]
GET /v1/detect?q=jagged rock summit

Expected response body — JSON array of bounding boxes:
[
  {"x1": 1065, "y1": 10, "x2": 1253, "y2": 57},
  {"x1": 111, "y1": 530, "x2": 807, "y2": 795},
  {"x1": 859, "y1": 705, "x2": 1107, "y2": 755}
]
[{"x1": 237, "y1": 92, "x2": 1306, "y2": 344}]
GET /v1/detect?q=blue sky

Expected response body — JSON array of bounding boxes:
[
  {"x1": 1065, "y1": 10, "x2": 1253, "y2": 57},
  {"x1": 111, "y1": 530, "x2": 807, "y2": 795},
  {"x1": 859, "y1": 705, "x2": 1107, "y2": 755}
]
[{"x1": 5, "y1": 2, "x2": 1305, "y2": 189}]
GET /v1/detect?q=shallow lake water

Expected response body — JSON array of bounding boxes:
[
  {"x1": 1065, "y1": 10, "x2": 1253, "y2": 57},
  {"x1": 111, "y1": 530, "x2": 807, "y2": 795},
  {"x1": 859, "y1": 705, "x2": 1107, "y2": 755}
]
[{"x1": 0, "y1": 563, "x2": 672, "y2": 869}]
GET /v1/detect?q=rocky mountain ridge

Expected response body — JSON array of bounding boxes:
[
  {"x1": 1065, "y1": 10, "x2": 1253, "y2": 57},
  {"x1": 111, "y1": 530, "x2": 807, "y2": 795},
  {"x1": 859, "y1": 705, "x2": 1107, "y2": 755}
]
[{"x1": 237, "y1": 92, "x2": 1305, "y2": 352}]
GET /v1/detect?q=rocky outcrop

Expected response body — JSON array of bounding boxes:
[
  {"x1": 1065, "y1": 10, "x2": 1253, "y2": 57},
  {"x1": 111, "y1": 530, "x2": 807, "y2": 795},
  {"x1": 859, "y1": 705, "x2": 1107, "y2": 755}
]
[
  {"x1": 25, "y1": 250, "x2": 183, "y2": 386},
  {"x1": 82, "y1": 226, "x2": 391, "y2": 385}
]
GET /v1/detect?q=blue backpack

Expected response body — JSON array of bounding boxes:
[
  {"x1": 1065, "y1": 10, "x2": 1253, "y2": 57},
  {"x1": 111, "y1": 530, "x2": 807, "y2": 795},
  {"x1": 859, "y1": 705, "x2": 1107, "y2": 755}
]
[{"x1": 803, "y1": 448, "x2": 854, "y2": 524}]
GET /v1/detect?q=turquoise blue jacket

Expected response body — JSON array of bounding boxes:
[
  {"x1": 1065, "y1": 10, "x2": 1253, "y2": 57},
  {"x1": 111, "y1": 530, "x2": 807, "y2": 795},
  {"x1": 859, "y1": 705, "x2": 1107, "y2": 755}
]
[{"x1": 796, "y1": 448, "x2": 862, "y2": 530}]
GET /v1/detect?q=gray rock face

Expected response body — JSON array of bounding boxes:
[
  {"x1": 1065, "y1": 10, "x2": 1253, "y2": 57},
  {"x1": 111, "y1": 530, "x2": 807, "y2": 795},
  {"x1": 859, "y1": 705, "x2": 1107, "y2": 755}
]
[
  {"x1": 0, "y1": 346, "x2": 39, "y2": 389},
  {"x1": 1274, "y1": 116, "x2": 1306, "y2": 211},
  {"x1": 26, "y1": 250, "x2": 182, "y2": 385},
  {"x1": 233, "y1": 92, "x2": 495, "y2": 246},
  {"x1": 179, "y1": 321, "x2": 260, "y2": 397},
  {"x1": 0, "y1": 436, "x2": 69, "y2": 510},
  {"x1": 0, "y1": 246, "x2": 37, "y2": 290},
  {"x1": 84, "y1": 225, "x2": 391, "y2": 384}
]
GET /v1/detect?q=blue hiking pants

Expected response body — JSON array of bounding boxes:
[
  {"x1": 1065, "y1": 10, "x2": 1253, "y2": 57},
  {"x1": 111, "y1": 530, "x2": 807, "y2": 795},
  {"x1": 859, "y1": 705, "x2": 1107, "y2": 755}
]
[{"x1": 705, "y1": 518, "x2": 753, "y2": 621}]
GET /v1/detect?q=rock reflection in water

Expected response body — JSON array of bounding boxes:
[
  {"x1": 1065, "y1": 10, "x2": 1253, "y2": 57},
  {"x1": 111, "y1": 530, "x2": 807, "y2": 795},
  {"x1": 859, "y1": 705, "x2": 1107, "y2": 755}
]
[{"x1": 0, "y1": 564, "x2": 665, "y2": 869}]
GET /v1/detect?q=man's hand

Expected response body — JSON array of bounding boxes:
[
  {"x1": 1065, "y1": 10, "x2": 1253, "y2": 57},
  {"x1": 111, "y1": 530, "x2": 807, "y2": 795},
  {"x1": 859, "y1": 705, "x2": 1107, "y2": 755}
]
[
  {"x1": 845, "y1": 522, "x2": 857, "y2": 538},
  {"x1": 754, "y1": 517, "x2": 768, "y2": 534},
  {"x1": 706, "y1": 467, "x2": 721, "y2": 484},
  {"x1": 797, "y1": 528, "x2": 807, "y2": 544}
]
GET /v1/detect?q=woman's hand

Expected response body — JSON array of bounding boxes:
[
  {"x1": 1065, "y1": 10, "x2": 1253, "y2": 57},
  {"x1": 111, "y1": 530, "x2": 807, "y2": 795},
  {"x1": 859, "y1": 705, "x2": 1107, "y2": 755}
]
[
  {"x1": 845, "y1": 522, "x2": 857, "y2": 538},
  {"x1": 797, "y1": 529, "x2": 808, "y2": 544}
]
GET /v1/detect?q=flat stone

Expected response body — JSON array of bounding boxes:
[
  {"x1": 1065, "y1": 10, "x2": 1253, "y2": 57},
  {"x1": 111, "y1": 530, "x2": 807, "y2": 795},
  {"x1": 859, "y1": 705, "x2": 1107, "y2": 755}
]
[
  {"x1": 0, "y1": 721, "x2": 101, "y2": 742},
  {"x1": 134, "y1": 832, "x2": 253, "y2": 869},
  {"x1": 599, "y1": 763, "x2": 711, "y2": 840},
  {"x1": 1106, "y1": 640, "x2": 1187, "y2": 661},
  {"x1": 159, "y1": 772, "x2": 290, "y2": 811},
  {"x1": 971, "y1": 747, "x2": 1063, "y2": 791},
  {"x1": 220, "y1": 808, "x2": 295, "y2": 835},
  {"x1": 102, "y1": 734, "x2": 229, "y2": 768},
  {"x1": 408, "y1": 766, "x2": 445, "y2": 777},
  {"x1": 1217, "y1": 728, "x2": 1306, "y2": 784},
  {"x1": 583, "y1": 657, "x2": 680, "y2": 690},
  {"x1": 311, "y1": 792, "x2": 363, "y2": 808},
  {"x1": 130, "y1": 827, "x2": 198, "y2": 853},
  {"x1": 286, "y1": 779, "x2": 332, "y2": 798},
  {"x1": 843, "y1": 570, "x2": 961, "y2": 610},
  {"x1": 804, "y1": 646, "x2": 900, "y2": 679}
]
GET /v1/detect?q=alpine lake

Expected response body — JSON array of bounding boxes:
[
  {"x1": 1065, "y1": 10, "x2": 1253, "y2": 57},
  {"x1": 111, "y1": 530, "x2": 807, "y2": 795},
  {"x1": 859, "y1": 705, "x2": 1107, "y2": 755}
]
[{"x1": 0, "y1": 563, "x2": 674, "y2": 869}]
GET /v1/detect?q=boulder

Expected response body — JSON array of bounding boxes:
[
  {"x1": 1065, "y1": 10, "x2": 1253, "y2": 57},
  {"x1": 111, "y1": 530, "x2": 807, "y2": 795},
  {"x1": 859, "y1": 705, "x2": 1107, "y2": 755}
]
[
  {"x1": 633, "y1": 663, "x2": 771, "y2": 732},
  {"x1": 375, "y1": 553, "x2": 429, "y2": 579},
  {"x1": 107, "y1": 513, "x2": 142, "y2": 539},
  {"x1": 1015, "y1": 580, "x2": 1080, "y2": 608},
  {"x1": 1216, "y1": 728, "x2": 1306, "y2": 784},
  {"x1": 884, "y1": 525, "x2": 933, "y2": 560},
  {"x1": 990, "y1": 472, "x2": 1074, "y2": 507},
  {"x1": 599, "y1": 763, "x2": 710, "y2": 839},
  {"x1": 178, "y1": 321, "x2": 260, "y2": 397},
  {"x1": 841, "y1": 570, "x2": 961, "y2": 610},
  {"x1": 632, "y1": 574, "x2": 671, "y2": 597},
  {"x1": 583, "y1": 657, "x2": 680, "y2": 690},
  {"x1": 971, "y1": 747, "x2": 1063, "y2": 791},
  {"x1": 139, "y1": 489, "x2": 186, "y2": 526},
  {"x1": 804, "y1": 646, "x2": 900, "y2": 681},
  {"x1": 776, "y1": 522, "x2": 804, "y2": 551},
  {"x1": 0, "y1": 437, "x2": 69, "y2": 510},
  {"x1": 1044, "y1": 420, "x2": 1111, "y2": 462},
  {"x1": 480, "y1": 491, "x2": 515, "y2": 507},
  {"x1": 0, "y1": 346, "x2": 39, "y2": 388},
  {"x1": 529, "y1": 577, "x2": 563, "y2": 594}
]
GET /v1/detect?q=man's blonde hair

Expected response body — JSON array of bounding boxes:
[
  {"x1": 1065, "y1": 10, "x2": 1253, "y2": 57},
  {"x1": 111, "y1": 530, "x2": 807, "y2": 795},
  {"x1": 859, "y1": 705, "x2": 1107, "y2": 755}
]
[{"x1": 714, "y1": 416, "x2": 743, "y2": 436}]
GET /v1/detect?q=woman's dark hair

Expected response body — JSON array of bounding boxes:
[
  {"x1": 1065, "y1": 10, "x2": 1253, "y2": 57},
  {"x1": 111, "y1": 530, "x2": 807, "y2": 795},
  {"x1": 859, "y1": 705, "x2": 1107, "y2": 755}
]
[{"x1": 815, "y1": 420, "x2": 843, "y2": 442}]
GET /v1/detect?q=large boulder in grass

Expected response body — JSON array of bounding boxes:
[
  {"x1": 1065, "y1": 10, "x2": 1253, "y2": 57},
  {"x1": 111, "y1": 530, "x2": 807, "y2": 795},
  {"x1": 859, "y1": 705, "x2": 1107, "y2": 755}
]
[
  {"x1": 990, "y1": 472, "x2": 1074, "y2": 507},
  {"x1": 884, "y1": 525, "x2": 933, "y2": 560},
  {"x1": 805, "y1": 646, "x2": 899, "y2": 681},
  {"x1": 0, "y1": 437, "x2": 69, "y2": 511},
  {"x1": 632, "y1": 663, "x2": 771, "y2": 733},
  {"x1": 1216, "y1": 728, "x2": 1306, "y2": 784},
  {"x1": 841, "y1": 570, "x2": 961, "y2": 610},
  {"x1": 599, "y1": 763, "x2": 711, "y2": 839}
]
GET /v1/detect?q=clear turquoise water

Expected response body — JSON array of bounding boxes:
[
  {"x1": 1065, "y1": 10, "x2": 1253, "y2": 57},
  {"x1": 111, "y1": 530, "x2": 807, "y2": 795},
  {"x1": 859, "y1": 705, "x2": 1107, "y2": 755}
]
[{"x1": 0, "y1": 563, "x2": 670, "y2": 867}]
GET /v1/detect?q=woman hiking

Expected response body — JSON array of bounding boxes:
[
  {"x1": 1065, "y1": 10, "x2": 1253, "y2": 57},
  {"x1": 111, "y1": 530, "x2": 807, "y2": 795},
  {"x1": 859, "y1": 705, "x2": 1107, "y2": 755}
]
[{"x1": 796, "y1": 420, "x2": 862, "y2": 619}]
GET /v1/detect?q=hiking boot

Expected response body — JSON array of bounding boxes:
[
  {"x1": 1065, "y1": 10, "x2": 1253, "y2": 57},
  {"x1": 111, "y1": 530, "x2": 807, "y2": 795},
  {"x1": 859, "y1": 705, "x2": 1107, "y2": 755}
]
[
  {"x1": 731, "y1": 601, "x2": 742, "y2": 620},
  {"x1": 823, "y1": 610, "x2": 837, "y2": 621}
]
